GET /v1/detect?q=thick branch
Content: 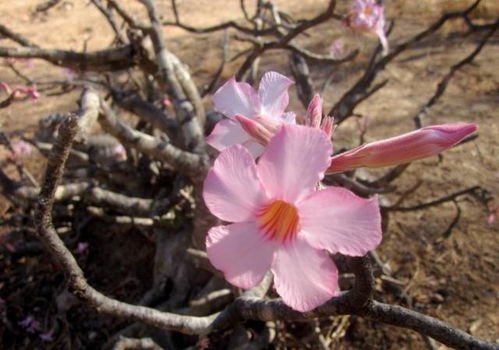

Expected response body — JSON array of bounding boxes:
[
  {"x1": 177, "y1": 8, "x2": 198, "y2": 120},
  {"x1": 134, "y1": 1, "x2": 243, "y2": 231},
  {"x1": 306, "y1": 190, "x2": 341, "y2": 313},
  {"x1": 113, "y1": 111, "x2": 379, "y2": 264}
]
[
  {"x1": 0, "y1": 45, "x2": 140, "y2": 72},
  {"x1": 99, "y1": 101, "x2": 207, "y2": 178}
]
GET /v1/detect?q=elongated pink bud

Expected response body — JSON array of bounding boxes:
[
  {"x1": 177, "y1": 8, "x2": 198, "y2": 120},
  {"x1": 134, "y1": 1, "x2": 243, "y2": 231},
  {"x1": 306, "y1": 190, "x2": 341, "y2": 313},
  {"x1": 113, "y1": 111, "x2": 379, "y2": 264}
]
[
  {"x1": 327, "y1": 123, "x2": 478, "y2": 173},
  {"x1": 305, "y1": 94, "x2": 322, "y2": 128},
  {"x1": 235, "y1": 114, "x2": 273, "y2": 145}
]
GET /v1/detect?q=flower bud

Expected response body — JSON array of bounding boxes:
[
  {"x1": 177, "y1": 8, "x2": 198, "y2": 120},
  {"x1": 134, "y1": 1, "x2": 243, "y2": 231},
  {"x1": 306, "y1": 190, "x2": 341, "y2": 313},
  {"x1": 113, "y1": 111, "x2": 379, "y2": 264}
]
[
  {"x1": 305, "y1": 94, "x2": 322, "y2": 128},
  {"x1": 327, "y1": 123, "x2": 478, "y2": 173},
  {"x1": 235, "y1": 114, "x2": 273, "y2": 145}
]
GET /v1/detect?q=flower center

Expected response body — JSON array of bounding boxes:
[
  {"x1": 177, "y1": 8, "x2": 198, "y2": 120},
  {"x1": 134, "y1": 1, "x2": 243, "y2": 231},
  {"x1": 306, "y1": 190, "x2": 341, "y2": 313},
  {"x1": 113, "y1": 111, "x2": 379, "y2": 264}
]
[
  {"x1": 363, "y1": 6, "x2": 373, "y2": 16},
  {"x1": 257, "y1": 200, "x2": 299, "y2": 243}
]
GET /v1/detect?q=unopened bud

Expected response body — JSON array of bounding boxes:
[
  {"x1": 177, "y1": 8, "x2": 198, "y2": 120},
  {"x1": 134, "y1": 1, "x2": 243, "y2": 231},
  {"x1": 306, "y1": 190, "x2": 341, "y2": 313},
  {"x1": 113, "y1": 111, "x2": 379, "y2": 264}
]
[
  {"x1": 235, "y1": 114, "x2": 273, "y2": 145},
  {"x1": 327, "y1": 123, "x2": 478, "y2": 173}
]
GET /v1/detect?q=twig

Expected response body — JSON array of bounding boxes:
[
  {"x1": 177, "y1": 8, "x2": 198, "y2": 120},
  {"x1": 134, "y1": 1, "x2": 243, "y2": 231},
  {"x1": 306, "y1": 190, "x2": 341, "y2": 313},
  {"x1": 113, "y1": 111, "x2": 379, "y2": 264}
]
[
  {"x1": 35, "y1": 0, "x2": 62, "y2": 13},
  {"x1": 413, "y1": 19, "x2": 499, "y2": 128},
  {"x1": 0, "y1": 23, "x2": 38, "y2": 47},
  {"x1": 386, "y1": 186, "x2": 483, "y2": 212},
  {"x1": 90, "y1": 0, "x2": 128, "y2": 45}
]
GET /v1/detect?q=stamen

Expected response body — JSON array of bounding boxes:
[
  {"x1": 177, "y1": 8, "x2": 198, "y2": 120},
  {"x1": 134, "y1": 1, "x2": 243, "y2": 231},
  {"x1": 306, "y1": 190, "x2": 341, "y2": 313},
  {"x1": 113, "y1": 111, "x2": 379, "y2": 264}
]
[{"x1": 257, "y1": 200, "x2": 299, "y2": 243}]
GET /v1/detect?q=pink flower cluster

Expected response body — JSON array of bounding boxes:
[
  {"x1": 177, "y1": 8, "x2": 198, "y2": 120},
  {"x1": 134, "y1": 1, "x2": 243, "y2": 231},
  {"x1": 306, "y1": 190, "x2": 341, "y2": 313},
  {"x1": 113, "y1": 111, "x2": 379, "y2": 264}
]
[{"x1": 203, "y1": 71, "x2": 477, "y2": 312}]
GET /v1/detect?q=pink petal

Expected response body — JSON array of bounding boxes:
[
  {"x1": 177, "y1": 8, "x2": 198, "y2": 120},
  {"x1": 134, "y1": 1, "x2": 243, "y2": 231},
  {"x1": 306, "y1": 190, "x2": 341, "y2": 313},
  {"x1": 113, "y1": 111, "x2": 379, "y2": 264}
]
[
  {"x1": 206, "y1": 119, "x2": 252, "y2": 152},
  {"x1": 271, "y1": 237, "x2": 338, "y2": 312},
  {"x1": 257, "y1": 125, "x2": 332, "y2": 203},
  {"x1": 242, "y1": 139, "x2": 266, "y2": 158},
  {"x1": 203, "y1": 144, "x2": 268, "y2": 222},
  {"x1": 280, "y1": 111, "x2": 296, "y2": 124},
  {"x1": 298, "y1": 187, "x2": 382, "y2": 256},
  {"x1": 258, "y1": 72, "x2": 294, "y2": 118},
  {"x1": 213, "y1": 78, "x2": 260, "y2": 119},
  {"x1": 207, "y1": 222, "x2": 276, "y2": 289}
]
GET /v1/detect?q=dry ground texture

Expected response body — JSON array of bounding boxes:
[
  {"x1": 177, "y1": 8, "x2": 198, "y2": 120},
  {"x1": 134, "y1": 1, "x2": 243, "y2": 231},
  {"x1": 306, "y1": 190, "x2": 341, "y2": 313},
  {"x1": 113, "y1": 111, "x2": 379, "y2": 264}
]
[{"x1": 0, "y1": 0, "x2": 498, "y2": 349}]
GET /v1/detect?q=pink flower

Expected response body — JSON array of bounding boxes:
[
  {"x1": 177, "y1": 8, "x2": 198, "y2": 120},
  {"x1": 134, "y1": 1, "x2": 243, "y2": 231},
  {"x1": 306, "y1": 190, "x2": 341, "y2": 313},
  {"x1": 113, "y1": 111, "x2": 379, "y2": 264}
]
[
  {"x1": 345, "y1": 0, "x2": 389, "y2": 54},
  {"x1": 327, "y1": 124, "x2": 477, "y2": 173},
  {"x1": 204, "y1": 124, "x2": 381, "y2": 312},
  {"x1": 206, "y1": 71, "x2": 295, "y2": 157}
]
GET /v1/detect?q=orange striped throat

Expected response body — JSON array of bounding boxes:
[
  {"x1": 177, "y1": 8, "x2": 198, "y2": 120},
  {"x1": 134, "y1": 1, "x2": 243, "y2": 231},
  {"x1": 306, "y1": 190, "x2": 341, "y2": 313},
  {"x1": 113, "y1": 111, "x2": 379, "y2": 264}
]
[{"x1": 257, "y1": 200, "x2": 300, "y2": 243}]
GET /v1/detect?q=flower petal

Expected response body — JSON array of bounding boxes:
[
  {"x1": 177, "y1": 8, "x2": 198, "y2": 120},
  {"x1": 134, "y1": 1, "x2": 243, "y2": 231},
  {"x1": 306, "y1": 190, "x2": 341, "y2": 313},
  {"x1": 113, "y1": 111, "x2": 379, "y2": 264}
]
[
  {"x1": 298, "y1": 187, "x2": 382, "y2": 256},
  {"x1": 280, "y1": 111, "x2": 296, "y2": 124},
  {"x1": 271, "y1": 237, "x2": 338, "y2": 312},
  {"x1": 257, "y1": 124, "x2": 332, "y2": 203},
  {"x1": 207, "y1": 222, "x2": 276, "y2": 289},
  {"x1": 204, "y1": 144, "x2": 268, "y2": 222},
  {"x1": 258, "y1": 72, "x2": 294, "y2": 118},
  {"x1": 213, "y1": 77, "x2": 260, "y2": 119},
  {"x1": 206, "y1": 119, "x2": 252, "y2": 152},
  {"x1": 242, "y1": 139, "x2": 265, "y2": 158}
]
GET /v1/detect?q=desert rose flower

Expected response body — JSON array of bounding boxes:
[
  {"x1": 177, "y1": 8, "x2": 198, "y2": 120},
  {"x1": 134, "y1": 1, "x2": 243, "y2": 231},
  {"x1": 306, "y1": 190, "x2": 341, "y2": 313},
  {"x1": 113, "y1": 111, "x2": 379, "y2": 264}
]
[
  {"x1": 327, "y1": 123, "x2": 477, "y2": 173},
  {"x1": 204, "y1": 124, "x2": 381, "y2": 312},
  {"x1": 206, "y1": 71, "x2": 295, "y2": 157},
  {"x1": 345, "y1": 0, "x2": 389, "y2": 54}
]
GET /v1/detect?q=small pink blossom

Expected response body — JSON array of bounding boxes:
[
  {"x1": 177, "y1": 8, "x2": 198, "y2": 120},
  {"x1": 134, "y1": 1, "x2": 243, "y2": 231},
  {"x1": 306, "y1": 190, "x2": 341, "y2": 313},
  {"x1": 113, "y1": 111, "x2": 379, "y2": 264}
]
[
  {"x1": 345, "y1": 0, "x2": 389, "y2": 54},
  {"x1": 39, "y1": 329, "x2": 55, "y2": 342},
  {"x1": 204, "y1": 124, "x2": 381, "y2": 312},
  {"x1": 75, "y1": 242, "x2": 89, "y2": 254},
  {"x1": 112, "y1": 144, "x2": 127, "y2": 162},
  {"x1": 329, "y1": 38, "x2": 345, "y2": 58},
  {"x1": 6, "y1": 140, "x2": 34, "y2": 163},
  {"x1": 487, "y1": 205, "x2": 498, "y2": 225},
  {"x1": 327, "y1": 124, "x2": 477, "y2": 173},
  {"x1": 206, "y1": 71, "x2": 296, "y2": 158},
  {"x1": 18, "y1": 315, "x2": 41, "y2": 334},
  {"x1": 163, "y1": 97, "x2": 172, "y2": 107},
  {"x1": 0, "y1": 235, "x2": 16, "y2": 253},
  {"x1": 1, "y1": 81, "x2": 12, "y2": 94}
]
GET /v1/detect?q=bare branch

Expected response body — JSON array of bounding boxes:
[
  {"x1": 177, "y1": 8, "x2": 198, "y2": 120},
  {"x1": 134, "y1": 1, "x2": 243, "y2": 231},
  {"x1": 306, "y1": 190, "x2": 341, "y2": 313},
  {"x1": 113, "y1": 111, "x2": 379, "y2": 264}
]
[
  {"x1": 386, "y1": 186, "x2": 483, "y2": 212},
  {"x1": 142, "y1": 0, "x2": 205, "y2": 149},
  {"x1": 90, "y1": 0, "x2": 128, "y2": 44},
  {"x1": 0, "y1": 45, "x2": 142, "y2": 72},
  {"x1": 330, "y1": 0, "x2": 492, "y2": 123},
  {"x1": 0, "y1": 23, "x2": 38, "y2": 47},
  {"x1": 413, "y1": 19, "x2": 499, "y2": 128},
  {"x1": 99, "y1": 100, "x2": 207, "y2": 178}
]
